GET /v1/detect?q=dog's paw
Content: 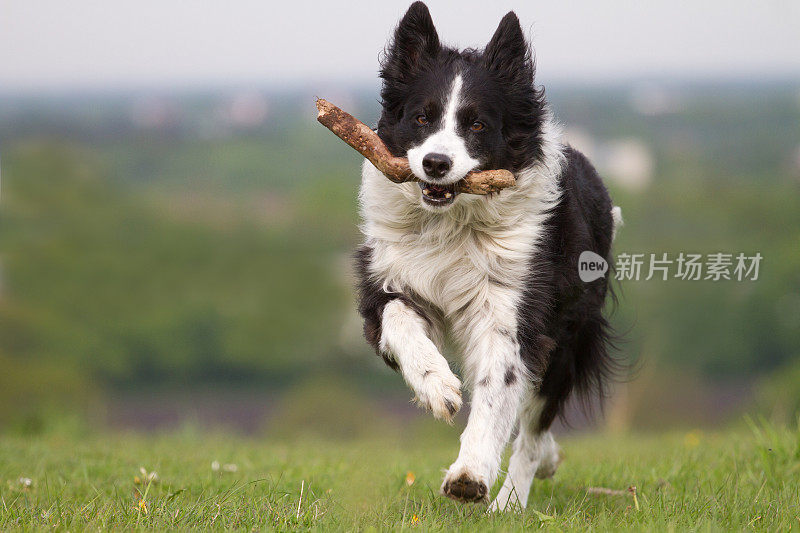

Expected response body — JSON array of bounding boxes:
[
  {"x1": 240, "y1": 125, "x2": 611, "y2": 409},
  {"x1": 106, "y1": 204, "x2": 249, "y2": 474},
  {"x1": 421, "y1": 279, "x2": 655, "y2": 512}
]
[
  {"x1": 441, "y1": 466, "x2": 488, "y2": 503},
  {"x1": 413, "y1": 367, "x2": 462, "y2": 423}
]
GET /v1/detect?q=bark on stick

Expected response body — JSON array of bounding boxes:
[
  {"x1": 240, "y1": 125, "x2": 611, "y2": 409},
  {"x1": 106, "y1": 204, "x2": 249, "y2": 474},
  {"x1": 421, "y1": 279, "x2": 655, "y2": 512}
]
[{"x1": 315, "y1": 99, "x2": 515, "y2": 195}]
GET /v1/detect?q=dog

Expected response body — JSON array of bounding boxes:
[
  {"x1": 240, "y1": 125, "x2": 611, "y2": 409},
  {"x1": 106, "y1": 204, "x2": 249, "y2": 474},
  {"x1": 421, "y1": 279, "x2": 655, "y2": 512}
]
[{"x1": 355, "y1": 2, "x2": 622, "y2": 510}]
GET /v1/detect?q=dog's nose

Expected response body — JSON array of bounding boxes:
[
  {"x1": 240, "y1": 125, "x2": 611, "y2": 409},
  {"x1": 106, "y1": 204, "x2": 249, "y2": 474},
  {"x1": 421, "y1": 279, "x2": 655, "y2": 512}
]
[{"x1": 422, "y1": 153, "x2": 452, "y2": 179}]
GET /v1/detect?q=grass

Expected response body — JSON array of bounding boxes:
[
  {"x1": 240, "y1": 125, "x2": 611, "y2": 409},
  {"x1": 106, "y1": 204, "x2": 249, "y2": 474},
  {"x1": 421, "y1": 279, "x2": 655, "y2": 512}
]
[{"x1": 1, "y1": 418, "x2": 799, "y2": 531}]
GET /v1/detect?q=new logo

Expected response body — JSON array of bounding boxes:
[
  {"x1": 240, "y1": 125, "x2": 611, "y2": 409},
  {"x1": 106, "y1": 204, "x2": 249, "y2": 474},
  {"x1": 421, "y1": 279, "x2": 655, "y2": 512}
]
[{"x1": 578, "y1": 251, "x2": 608, "y2": 282}]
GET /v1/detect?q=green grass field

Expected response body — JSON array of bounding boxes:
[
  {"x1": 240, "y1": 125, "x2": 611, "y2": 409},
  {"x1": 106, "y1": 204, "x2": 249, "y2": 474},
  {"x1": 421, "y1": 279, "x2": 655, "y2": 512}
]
[{"x1": 1, "y1": 419, "x2": 798, "y2": 531}]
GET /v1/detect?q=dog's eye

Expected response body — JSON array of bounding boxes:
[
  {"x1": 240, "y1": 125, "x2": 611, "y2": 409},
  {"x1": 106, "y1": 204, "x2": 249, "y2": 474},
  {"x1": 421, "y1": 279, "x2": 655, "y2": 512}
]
[
  {"x1": 470, "y1": 121, "x2": 485, "y2": 132},
  {"x1": 415, "y1": 114, "x2": 429, "y2": 126}
]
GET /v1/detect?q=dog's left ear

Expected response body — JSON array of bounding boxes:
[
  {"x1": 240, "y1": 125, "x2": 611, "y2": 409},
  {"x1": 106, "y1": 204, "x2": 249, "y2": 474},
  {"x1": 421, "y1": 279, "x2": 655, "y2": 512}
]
[{"x1": 483, "y1": 12, "x2": 534, "y2": 82}]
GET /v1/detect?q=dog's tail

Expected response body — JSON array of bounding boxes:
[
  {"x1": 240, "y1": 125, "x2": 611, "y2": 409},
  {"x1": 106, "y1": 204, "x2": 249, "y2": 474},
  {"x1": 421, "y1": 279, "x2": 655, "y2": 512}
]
[
  {"x1": 566, "y1": 205, "x2": 629, "y2": 423},
  {"x1": 611, "y1": 206, "x2": 623, "y2": 242}
]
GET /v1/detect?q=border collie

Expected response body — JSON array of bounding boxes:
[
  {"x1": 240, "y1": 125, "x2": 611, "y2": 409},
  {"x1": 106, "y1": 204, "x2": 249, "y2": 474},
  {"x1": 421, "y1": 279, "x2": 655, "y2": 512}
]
[{"x1": 355, "y1": 2, "x2": 622, "y2": 510}]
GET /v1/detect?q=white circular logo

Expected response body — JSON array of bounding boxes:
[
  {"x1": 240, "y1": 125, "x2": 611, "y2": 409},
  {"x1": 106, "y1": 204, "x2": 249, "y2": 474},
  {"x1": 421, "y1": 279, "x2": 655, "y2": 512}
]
[{"x1": 578, "y1": 251, "x2": 608, "y2": 282}]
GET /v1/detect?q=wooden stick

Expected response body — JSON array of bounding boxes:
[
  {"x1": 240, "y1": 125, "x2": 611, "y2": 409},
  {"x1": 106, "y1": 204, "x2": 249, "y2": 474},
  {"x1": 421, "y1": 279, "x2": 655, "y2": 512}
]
[{"x1": 315, "y1": 99, "x2": 515, "y2": 195}]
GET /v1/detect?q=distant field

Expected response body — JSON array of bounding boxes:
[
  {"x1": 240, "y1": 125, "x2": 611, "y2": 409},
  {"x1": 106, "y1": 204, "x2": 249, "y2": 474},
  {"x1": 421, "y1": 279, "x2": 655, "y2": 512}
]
[
  {"x1": 1, "y1": 419, "x2": 798, "y2": 530},
  {"x1": 3, "y1": 86, "x2": 800, "y2": 429}
]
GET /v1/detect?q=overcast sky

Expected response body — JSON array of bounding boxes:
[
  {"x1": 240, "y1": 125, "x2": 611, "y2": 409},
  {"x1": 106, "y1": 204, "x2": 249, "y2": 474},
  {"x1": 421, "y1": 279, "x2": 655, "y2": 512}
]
[{"x1": 3, "y1": 1, "x2": 800, "y2": 91}]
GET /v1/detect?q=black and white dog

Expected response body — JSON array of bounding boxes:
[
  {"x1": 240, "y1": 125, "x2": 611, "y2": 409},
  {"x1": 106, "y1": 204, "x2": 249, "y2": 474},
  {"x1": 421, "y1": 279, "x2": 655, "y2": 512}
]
[{"x1": 355, "y1": 2, "x2": 622, "y2": 510}]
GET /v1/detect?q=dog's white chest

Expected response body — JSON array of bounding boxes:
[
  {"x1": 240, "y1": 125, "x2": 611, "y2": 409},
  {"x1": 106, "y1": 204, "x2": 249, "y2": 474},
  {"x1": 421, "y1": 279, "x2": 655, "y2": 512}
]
[
  {"x1": 359, "y1": 154, "x2": 564, "y2": 319},
  {"x1": 369, "y1": 221, "x2": 532, "y2": 317}
]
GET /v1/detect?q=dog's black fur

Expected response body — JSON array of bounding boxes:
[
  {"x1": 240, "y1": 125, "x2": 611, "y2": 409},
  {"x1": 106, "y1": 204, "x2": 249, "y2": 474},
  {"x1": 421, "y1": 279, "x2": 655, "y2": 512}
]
[
  {"x1": 356, "y1": 1, "x2": 617, "y2": 433},
  {"x1": 378, "y1": 8, "x2": 547, "y2": 175}
]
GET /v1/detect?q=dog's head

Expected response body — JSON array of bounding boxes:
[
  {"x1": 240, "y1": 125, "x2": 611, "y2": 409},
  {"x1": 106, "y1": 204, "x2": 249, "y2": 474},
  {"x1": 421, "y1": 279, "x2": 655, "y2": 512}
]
[{"x1": 377, "y1": 2, "x2": 546, "y2": 211}]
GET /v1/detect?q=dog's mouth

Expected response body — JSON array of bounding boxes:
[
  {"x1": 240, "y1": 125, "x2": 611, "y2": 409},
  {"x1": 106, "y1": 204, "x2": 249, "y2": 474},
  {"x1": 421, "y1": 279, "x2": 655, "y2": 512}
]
[{"x1": 419, "y1": 181, "x2": 458, "y2": 207}]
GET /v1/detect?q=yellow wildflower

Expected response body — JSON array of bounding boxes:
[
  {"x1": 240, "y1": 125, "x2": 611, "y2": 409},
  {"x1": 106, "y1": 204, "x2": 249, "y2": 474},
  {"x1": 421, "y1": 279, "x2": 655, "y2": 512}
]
[{"x1": 684, "y1": 430, "x2": 701, "y2": 448}]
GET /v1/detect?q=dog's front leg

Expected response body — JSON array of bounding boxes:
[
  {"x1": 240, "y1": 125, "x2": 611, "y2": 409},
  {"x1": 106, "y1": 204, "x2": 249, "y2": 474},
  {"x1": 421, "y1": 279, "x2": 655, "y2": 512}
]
[
  {"x1": 380, "y1": 299, "x2": 462, "y2": 422},
  {"x1": 441, "y1": 308, "x2": 526, "y2": 503}
]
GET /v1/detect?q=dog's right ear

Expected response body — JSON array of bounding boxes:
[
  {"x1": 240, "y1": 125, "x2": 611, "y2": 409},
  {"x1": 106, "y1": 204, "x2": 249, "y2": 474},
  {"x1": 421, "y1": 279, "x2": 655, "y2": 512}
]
[{"x1": 381, "y1": 2, "x2": 440, "y2": 84}]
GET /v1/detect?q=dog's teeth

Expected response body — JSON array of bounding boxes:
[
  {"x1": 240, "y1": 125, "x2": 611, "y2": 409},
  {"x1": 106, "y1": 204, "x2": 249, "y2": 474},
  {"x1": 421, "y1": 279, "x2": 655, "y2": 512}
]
[{"x1": 445, "y1": 192, "x2": 452, "y2": 198}]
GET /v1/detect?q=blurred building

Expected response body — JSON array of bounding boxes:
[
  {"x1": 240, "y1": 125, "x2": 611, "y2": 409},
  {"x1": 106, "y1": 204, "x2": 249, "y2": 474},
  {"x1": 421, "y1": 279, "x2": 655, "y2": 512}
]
[
  {"x1": 217, "y1": 91, "x2": 269, "y2": 129},
  {"x1": 129, "y1": 96, "x2": 180, "y2": 130},
  {"x1": 629, "y1": 82, "x2": 684, "y2": 116},
  {"x1": 563, "y1": 128, "x2": 654, "y2": 191}
]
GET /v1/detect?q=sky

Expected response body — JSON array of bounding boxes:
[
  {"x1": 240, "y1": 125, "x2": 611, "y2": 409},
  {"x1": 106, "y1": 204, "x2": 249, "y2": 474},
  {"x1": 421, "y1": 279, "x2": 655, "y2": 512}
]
[{"x1": 3, "y1": 1, "x2": 800, "y2": 91}]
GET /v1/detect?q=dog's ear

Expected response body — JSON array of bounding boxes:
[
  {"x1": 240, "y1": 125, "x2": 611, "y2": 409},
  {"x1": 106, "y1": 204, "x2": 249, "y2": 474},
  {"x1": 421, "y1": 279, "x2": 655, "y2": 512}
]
[
  {"x1": 483, "y1": 12, "x2": 534, "y2": 82},
  {"x1": 381, "y1": 2, "x2": 440, "y2": 83}
]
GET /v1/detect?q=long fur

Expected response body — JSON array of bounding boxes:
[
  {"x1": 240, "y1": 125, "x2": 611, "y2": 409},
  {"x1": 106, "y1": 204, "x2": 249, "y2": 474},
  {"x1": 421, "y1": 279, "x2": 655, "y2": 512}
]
[{"x1": 353, "y1": 1, "x2": 621, "y2": 507}]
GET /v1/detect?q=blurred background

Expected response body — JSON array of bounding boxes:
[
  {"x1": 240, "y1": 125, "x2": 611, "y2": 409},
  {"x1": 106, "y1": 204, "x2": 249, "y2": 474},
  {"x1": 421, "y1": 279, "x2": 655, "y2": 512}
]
[{"x1": 1, "y1": 1, "x2": 799, "y2": 437}]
